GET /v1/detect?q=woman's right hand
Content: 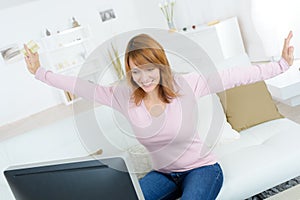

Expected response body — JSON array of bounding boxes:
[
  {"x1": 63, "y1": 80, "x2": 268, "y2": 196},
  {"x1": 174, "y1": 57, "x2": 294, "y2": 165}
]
[{"x1": 24, "y1": 44, "x2": 41, "y2": 75}]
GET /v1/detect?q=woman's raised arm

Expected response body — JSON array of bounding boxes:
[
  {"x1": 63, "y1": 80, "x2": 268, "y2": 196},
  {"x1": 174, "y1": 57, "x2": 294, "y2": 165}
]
[
  {"x1": 182, "y1": 31, "x2": 295, "y2": 97},
  {"x1": 24, "y1": 44, "x2": 127, "y2": 110}
]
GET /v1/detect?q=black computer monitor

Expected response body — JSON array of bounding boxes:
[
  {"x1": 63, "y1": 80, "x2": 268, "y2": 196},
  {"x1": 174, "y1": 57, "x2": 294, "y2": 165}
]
[{"x1": 4, "y1": 156, "x2": 143, "y2": 200}]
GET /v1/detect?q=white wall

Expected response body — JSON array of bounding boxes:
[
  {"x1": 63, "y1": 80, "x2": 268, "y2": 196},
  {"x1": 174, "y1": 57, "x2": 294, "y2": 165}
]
[
  {"x1": 0, "y1": 0, "x2": 141, "y2": 126},
  {"x1": 133, "y1": 0, "x2": 300, "y2": 61},
  {"x1": 1, "y1": 0, "x2": 299, "y2": 126},
  {"x1": 250, "y1": 0, "x2": 300, "y2": 60}
]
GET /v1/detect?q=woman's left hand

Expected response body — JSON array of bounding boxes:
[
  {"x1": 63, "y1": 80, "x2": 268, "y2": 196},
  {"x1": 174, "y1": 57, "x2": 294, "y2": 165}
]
[{"x1": 281, "y1": 31, "x2": 294, "y2": 66}]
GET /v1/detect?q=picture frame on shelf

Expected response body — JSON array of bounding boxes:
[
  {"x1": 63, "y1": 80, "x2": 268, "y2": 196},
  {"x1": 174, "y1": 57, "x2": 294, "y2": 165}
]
[{"x1": 0, "y1": 44, "x2": 23, "y2": 64}]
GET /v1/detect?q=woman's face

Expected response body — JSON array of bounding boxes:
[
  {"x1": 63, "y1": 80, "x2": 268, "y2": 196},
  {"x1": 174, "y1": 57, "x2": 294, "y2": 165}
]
[{"x1": 129, "y1": 58, "x2": 160, "y2": 93}]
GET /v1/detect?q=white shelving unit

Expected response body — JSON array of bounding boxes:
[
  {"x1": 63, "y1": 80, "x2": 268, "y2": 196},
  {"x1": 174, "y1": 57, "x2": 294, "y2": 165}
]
[
  {"x1": 41, "y1": 26, "x2": 91, "y2": 73},
  {"x1": 181, "y1": 17, "x2": 249, "y2": 70},
  {"x1": 40, "y1": 26, "x2": 96, "y2": 105}
]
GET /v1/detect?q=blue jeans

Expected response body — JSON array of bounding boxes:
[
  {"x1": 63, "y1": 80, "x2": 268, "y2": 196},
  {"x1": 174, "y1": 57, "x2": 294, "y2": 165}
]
[{"x1": 139, "y1": 163, "x2": 223, "y2": 200}]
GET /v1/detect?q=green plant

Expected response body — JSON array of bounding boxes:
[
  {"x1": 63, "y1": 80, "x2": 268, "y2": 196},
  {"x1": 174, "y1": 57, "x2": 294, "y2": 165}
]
[{"x1": 159, "y1": 0, "x2": 175, "y2": 23}]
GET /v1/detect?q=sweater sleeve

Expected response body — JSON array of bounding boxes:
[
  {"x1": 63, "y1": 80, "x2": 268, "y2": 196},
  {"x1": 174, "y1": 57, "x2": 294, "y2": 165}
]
[
  {"x1": 35, "y1": 67, "x2": 128, "y2": 110},
  {"x1": 183, "y1": 58, "x2": 290, "y2": 97}
]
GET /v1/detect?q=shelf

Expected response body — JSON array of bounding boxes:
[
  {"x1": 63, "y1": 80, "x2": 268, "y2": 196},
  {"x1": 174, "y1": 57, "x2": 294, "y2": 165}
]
[
  {"x1": 41, "y1": 26, "x2": 90, "y2": 52},
  {"x1": 41, "y1": 25, "x2": 95, "y2": 105},
  {"x1": 56, "y1": 26, "x2": 87, "y2": 36},
  {"x1": 60, "y1": 62, "x2": 102, "y2": 78},
  {"x1": 43, "y1": 38, "x2": 89, "y2": 53},
  {"x1": 54, "y1": 62, "x2": 84, "y2": 74},
  {"x1": 178, "y1": 17, "x2": 245, "y2": 67}
]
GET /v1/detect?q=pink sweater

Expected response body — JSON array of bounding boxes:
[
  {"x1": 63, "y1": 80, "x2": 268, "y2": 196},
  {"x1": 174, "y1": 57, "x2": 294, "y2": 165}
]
[{"x1": 35, "y1": 58, "x2": 289, "y2": 172}]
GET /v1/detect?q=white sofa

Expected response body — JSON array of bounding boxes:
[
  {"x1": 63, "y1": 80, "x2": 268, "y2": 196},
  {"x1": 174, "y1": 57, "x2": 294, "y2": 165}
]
[
  {"x1": 1, "y1": 90, "x2": 300, "y2": 200},
  {"x1": 215, "y1": 118, "x2": 300, "y2": 199}
]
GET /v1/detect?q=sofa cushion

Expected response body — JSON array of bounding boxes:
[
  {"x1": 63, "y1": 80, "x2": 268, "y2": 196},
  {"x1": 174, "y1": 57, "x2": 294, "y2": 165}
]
[
  {"x1": 197, "y1": 94, "x2": 240, "y2": 147},
  {"x1": 217, "y1": 81, "x2": 283, "y2": 132}
]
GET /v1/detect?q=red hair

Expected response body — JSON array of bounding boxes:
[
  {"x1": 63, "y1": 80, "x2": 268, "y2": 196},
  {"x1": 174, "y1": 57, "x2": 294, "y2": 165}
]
[{"x1": 125, "y1": 34, "x2": 178, "y2": 105}]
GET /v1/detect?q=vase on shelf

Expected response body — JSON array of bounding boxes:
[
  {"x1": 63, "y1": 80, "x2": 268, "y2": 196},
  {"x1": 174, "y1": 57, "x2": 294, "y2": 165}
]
[
  {"x1": 167, "y1": 20, "x2": 176, "y2": 31},
  {"x1": 159, "y1": 0, "x2": 176, "y2": 32}
]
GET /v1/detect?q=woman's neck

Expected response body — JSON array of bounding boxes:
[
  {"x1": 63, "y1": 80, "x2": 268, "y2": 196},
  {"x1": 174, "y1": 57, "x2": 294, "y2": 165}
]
[
  {"x1": 144, "y1": 87, "x2": 161, "y2": 103},
  {"x1": 143, "y1": 87, "x2": 166, "y2": 117}
]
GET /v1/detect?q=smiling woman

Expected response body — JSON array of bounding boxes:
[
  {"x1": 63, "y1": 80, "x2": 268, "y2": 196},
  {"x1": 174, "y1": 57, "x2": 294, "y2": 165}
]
[
  {"x1": 124, "y1": 34, "x2": 178, "y2": 106},
  {"x1": 23, "y1": 29, "x2": 294, "y2": 200},
  {"x1": 130, "y1": 63, "x2": 163, "y2": 117},
  {"x1": 130, "y1": 64, "x2": 160, "y2": 93}
]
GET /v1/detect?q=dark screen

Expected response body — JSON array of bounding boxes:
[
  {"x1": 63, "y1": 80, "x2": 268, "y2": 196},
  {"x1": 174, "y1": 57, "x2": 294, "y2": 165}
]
[{"x1": 4, "y1": 157, "x2": 139, "y2": 200}]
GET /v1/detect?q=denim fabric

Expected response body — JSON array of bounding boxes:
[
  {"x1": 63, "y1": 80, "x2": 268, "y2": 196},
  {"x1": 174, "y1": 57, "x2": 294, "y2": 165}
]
[{"x1": 139, "y1": 163, "x2": 223, "y2": 200}]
